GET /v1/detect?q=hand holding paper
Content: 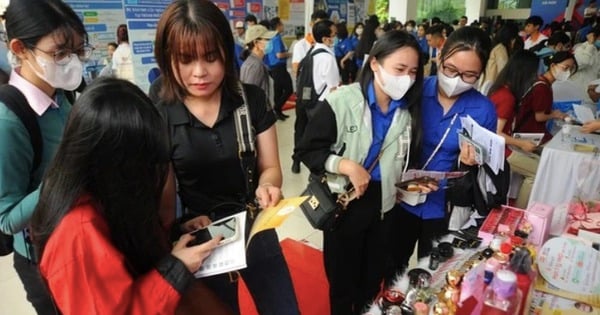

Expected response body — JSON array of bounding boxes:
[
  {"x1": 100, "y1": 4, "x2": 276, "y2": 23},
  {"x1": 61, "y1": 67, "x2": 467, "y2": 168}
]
[{"x1": 573, "y1": 104, "x2": 596, "y2": 124}]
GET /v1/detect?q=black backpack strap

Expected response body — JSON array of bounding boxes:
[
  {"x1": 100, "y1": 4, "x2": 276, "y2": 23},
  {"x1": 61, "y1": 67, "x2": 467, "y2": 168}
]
[
  {"x1": 0, "y1": 85, "x2": 43, "y2": 175},
  {"x1": 233, "y1": 83, "x2": 258, "y2": 207}
]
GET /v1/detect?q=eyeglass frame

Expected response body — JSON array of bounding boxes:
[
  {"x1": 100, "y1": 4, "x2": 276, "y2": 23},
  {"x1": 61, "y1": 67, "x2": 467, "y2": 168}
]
[
  {"x1": 439, "y1": 61, "x2": 481, "y2": 84},
  {"x1": 29, "y1": 44, "x2": 94, "y2": 65}
]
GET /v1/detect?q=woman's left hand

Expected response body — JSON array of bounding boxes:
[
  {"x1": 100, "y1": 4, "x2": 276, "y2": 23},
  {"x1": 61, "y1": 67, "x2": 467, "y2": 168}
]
[
  {"x1": 459, "y1": 142, "x2": 479, "y2": 166},
  {"x1": 255, "y1": 183, "x2": 282, "y2": 208}
]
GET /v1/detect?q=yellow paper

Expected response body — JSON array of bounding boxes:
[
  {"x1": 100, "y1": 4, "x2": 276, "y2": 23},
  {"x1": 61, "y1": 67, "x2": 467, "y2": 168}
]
[
  {"x1": 247, "y1": 196, "x2": 308, "y2": 245},
  {"x1": 278, "y1": 0, "x2": 290, "y2": 20}
]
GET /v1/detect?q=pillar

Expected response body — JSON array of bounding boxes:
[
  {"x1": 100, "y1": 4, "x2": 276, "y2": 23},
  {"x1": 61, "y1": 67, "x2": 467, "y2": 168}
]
[
  {"x1": 465, "y1": 0, "x2": 486, "y2": 24},
  {"x1": 305, "y1": 0, "x2": 314, "y2": 35},
  {"x1": 389, "y1": 0, "x2": 418, "y2": 23}
]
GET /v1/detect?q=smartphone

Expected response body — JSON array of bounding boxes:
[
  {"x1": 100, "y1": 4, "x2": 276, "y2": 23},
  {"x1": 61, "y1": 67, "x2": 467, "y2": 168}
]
[{"x1": 189, "y1": 216, "x2": 239, "y2": 247}]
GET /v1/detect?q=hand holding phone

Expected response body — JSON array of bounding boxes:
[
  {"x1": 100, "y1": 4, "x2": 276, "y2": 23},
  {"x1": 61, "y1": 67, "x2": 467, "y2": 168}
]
[
  {"x1": 188, "y1": 216, "x2": 239, "y2": 247},
  {"x1": 172, "y1": 234, "x2": 221, "y2": 273}
]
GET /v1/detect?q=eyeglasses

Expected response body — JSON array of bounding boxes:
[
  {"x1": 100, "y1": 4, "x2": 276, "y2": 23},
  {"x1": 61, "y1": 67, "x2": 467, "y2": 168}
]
[
  {"x1": 441, "y1": 63, "x2": 481, "y2": 84},
  {"x1": 31, "y1": 44, "x2": 94, "y2": 65}
]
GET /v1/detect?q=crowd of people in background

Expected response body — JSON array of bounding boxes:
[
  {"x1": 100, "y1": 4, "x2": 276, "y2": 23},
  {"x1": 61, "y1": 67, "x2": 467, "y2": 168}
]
[{"x1": 4, "y1": 0, "x2": 600, "y2": 315}]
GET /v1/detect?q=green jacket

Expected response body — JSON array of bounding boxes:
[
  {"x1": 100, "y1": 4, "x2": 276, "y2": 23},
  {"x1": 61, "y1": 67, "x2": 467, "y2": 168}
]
[
  {"x1": 323, "y1": 83, "x2": 412, "y2": 215},
  {"x1": 0, "y1": 91, "x2": 71, "y2": 260}
]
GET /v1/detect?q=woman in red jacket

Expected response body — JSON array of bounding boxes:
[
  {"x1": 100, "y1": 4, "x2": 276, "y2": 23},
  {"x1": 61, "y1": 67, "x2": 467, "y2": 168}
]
[{"x1": 31, "y1": 78, "x2": 222, "y2": 314}]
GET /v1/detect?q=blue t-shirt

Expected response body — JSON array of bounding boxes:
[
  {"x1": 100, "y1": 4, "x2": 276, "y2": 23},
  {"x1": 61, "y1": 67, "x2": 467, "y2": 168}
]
[
  {"x1": 334, "y1": 37, "x2": 356, "y2": 58},
  {"x1": 363, "y1": 82, "x2": 407, "y2": 181},
  {"x1": 401, "y1": 76, "x2": 497, "y2": 219},
  {"x1": 264, "y1": 33, "x2": 287, "y2": 68},
  {"x1": 417, "y1": 36, "x2": 429, "y2": 54}
]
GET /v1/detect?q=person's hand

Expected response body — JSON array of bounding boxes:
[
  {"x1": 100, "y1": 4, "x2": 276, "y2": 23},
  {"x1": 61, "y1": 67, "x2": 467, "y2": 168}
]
[
  {"x1": 518, "y1": 140, "x2": 538, "y2": 153},
  {"x1": 581, "y1": 120, "x2": 600, "y2": 133},
  {"x1": 181, "y1": 215, "x2": 211, "y2": 233},
  {"x1": 396, "y1": 189, "x2": 404, "y2": 203},
  {"x1": 459, "y1": 142, "x2": 478, "y2": 166},
  {"x1": 551, "y1": 109, "x2": 568, "y2": 120},
  {"x1": 171, "y1": 234, "x2": 222, "y2": 273},
  {"x1": 417, "y1": 180, "x2": 439, "y2": 193},
  {"x1": 255, "y1": 183, "x2": 282, "y2": 208},
  {"x1": 340, "y1": 159, "x2": 370, "y2": 198}
]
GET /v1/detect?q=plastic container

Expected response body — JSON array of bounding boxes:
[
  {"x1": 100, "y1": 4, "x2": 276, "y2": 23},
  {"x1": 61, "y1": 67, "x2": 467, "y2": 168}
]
[
  {"x1": 398, "y1": 188, "x2": 427, "y2": 206},
  {"x1": 482, "y1": 270, "x2": 522, "y2": 315}
]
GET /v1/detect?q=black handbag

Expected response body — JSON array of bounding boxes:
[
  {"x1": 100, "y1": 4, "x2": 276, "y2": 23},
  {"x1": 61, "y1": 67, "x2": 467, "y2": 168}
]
[{"x1": 300, "y1": 174, "x2": 343, "y2": 231}]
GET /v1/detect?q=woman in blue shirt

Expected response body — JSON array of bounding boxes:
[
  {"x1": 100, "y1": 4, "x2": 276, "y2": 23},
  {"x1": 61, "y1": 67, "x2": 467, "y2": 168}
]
[
  {"x1": 336, "y1": 22, "x2": 362, "y2": 84},
  {"x1": 385, "y1": 27, "x2": 498, "y2": 284}
]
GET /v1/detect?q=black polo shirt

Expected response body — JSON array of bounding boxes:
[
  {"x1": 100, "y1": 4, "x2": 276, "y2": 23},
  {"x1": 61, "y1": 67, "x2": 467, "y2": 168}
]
[{"x1": 163, "y1": 84, "x2": 275, "y2": 215}]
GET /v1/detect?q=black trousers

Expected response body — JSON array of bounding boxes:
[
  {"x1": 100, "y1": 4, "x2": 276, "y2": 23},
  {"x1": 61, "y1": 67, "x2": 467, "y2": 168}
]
[
  {"x1": 269, "y1": 64, "x2": 292, "y2": 114},
  {"x1": 384, "y1": 206, "x2": 447, "y2": 285},
  {"x1": 324, "y1": 182, "x2": 388, "y2": 315},
  {"x1": 13, "y1": 252, "x2": 58, "y2": 315}
]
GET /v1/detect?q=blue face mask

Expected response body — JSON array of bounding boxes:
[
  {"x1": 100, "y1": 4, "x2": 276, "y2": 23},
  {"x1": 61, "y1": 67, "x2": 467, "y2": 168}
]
[
  {"x1": 333, "y1": 36, "x2": 340, "y2": 47},
  {"x1": 264, "y1": 40, "x2": 273, "y2": 55},
  {"x1": 594, "y1": 40, "x2": 600, "y2": 49}
]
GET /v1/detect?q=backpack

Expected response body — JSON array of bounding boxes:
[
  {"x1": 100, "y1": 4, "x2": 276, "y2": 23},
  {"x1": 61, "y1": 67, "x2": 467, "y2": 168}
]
[
  {"x1": 0, "y1": 85, "x2": 42, "y2": 256},
  {"x1": 296, "y1": 47, "x2": 328, "y2": 114}
]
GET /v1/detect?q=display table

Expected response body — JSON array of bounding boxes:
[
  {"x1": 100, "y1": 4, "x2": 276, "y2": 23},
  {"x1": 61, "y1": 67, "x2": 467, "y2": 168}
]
[{"x1": 528, "y1": 127, "x2": 600, "y2": 207}]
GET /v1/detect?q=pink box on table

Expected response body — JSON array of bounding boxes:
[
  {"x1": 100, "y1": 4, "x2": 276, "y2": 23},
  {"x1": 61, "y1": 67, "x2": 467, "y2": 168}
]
[
  {"x1": 478, "y1": 206, "x2": 525, "y2": 246},
  {"x1": 525, "y1": 203, "x2": 554, "y2": 246}
]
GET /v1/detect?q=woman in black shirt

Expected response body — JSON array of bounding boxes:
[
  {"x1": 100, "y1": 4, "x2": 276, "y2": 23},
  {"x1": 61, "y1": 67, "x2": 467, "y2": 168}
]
[{"x1": 154, "y1": 1, "x2": 299, "y2": 314}]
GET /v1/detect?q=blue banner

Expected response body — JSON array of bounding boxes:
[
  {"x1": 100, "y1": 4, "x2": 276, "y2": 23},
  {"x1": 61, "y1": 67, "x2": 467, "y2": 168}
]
[{"x1": 530, "y1": 0, "x2": 569, "y2": 26}]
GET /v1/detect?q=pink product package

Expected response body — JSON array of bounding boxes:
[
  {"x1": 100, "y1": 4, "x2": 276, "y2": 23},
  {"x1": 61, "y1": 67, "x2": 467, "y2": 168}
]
[
  {"x1": 478, "y1": 206, "x2": 525, "y2": 245},
  {"x1": 525, "y1": 203, "x2": 554, "y2": 246}
]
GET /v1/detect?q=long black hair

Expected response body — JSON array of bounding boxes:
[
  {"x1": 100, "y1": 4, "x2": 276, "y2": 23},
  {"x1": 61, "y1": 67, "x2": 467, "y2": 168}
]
[
  {"x1": 355, "y1": 15, "x2": 380, "y2": 61},
  {"x1": 5, "y1": 0, "x2": 87, "y2": 49},
  {"x1": 492, "y1": 23, "x2": 520, "y2": 56},
  {"x1": 441, "y1": 26, "x2": 492, "y2": 74},
  {"x1": 32, "y1": 78, "x2": 171, "y2": 276},
  {"x1": 488, "y1": 50, "x2": 540, "y2": 108},
  {"x1": 357, "y1": 30, "x2": 424, "y2": 166}
]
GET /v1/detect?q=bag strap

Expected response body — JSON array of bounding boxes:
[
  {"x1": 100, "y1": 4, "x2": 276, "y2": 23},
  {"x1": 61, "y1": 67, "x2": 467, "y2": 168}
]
[
  {"x1": 513, "y1": 80, "x2": 548, "y2": 133},
  {"x1": 233, "y1": 82, "x2": 258, "y2": 203},
  {"x1": 423, "y1": 113, "x2": 458, "y2": 169},
  {"x1": 0, "y1": 85, "x2": 43, "y2": 187}
]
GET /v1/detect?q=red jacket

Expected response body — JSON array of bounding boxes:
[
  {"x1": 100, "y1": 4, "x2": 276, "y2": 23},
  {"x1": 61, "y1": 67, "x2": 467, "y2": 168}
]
[{"x1": 39, "y1": 199, "x2": 188, "y2": 315}]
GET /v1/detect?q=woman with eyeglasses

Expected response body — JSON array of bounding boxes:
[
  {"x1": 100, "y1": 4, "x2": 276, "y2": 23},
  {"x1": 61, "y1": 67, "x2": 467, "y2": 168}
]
[
  {"x1": 386, "y1": 27, "x2": 497, "y2": 282},
  {"x1": 0, "y1": 1, "x2": 90, "y2": 314}
]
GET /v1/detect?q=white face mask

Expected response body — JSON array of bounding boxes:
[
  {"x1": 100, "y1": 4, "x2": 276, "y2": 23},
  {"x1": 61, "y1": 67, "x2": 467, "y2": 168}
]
[
  {"x1": 406, "y1": 26, "x2": 414, "y2": 32},
  {"x1": 356, "y1": 28, "x2": 364, "y2": 36},
  {"x1": 437, "y1": 71, "x2": 474, "y2": 97},
  {"x1": 29, "y1": 53, "x2": 83, "y2": 91},
  {"x1": 552, "y1": 67, "x2": 570, "y2": 82},
  {"x1": 375, "y1": 64, "x2": 415, "y2": 101}
]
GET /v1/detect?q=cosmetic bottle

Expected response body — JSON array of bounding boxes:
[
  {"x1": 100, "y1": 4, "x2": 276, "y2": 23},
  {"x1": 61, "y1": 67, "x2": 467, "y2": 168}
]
[{"x1": 482, "y1": 269, "x2": 522, "y2": 315}]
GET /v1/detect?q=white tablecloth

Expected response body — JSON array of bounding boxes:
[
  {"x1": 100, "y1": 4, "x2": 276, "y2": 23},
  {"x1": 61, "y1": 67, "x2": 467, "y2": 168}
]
[{"x1": 528, "y1": 127, "x2": 600, "y2": 207}]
